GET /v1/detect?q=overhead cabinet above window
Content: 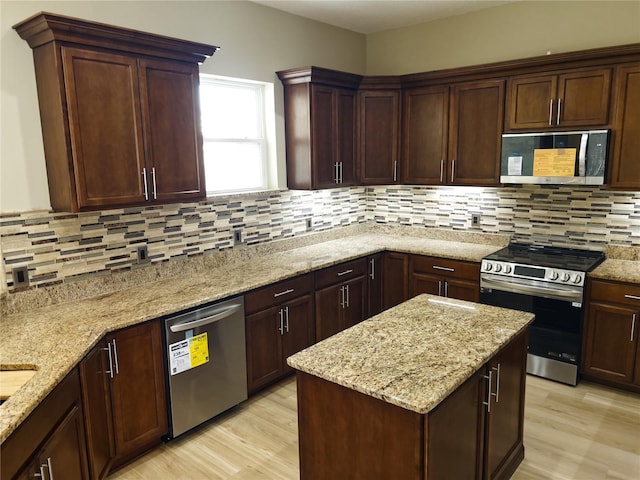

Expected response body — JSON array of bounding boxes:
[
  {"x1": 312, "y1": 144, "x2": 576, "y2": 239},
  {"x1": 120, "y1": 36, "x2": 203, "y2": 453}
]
[{"x1": 14, "y1": 12, "x2": 218, "y2": 212}]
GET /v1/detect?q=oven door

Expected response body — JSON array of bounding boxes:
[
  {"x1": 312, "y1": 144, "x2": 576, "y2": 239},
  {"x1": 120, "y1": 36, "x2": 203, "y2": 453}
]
[{"x1": 480, "y1": 274, "x2": 584, "y2": 386}]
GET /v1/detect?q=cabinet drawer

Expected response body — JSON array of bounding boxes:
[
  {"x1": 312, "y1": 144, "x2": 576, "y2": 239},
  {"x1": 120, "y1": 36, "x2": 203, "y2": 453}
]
[
  {"x1": 589, "y1": 279, "x2": 640, "y2": 307},
  {"x1": 245, "y1": 273, "x2": 314, "y2": 314},
  {"x1": 410, "y1": 255, "x2": 480, "y2": 281},
  {"x1": 315, "y1": 258, "x2": 367, "y2": 289}
]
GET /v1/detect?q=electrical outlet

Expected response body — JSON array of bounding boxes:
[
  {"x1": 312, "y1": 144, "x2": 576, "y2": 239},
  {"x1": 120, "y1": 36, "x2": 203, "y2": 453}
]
[
  {"x1": 233, "y1": 230, "x2": 242, "y2": 244},
  {"x1": 306, "y1": 218, "x2": 312, "y2": 230},
  {"x1": 12, "y1": 266, "x2": 29, "y2": 287},
  {"x1": 137, "y1": 245, "x2": 150, "y2": 264},
  {"x1": 471, "y1": 213, "x2": 481, "y2": 226}
]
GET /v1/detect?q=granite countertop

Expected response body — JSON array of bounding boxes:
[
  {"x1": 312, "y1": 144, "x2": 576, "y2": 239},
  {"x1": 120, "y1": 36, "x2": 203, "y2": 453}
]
[
  {"x1": 287, "y1": 294, "x2": 535, "y2": 414},
  {"x1": 589, "y1": 259, "x2": 640, "y2": 285},
  {"x1": 0, "y1": 230, "x2": 505, "y2": 443}
]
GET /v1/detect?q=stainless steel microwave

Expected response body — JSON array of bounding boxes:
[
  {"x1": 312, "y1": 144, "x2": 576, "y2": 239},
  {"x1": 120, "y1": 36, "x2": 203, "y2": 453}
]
[{"x1": 500, "y1": 130, "x2": 609, "y2": 185}]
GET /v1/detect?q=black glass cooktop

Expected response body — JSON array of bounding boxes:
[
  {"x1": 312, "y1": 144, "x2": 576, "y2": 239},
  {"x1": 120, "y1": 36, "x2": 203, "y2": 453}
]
[{"x1": 484, "y1": 243, "x2": 606, "y2": 272}]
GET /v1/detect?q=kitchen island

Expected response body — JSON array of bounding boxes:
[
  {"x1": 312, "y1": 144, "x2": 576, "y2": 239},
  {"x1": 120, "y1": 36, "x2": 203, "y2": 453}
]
[{"x1": 287, "y1": 294, "x2": 535, "y2": 480}]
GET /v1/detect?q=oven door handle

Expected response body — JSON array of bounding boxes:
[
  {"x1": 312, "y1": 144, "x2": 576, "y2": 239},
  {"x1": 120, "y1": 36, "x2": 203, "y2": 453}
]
[{"x1": 481, "y1": 277, "x2": 582, "y2": 301}]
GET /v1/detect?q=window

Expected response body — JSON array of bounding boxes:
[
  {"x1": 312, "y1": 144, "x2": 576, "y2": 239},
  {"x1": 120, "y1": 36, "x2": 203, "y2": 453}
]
[{"x1": 199, "y1": 75, "x2": 273, "y2": 194}]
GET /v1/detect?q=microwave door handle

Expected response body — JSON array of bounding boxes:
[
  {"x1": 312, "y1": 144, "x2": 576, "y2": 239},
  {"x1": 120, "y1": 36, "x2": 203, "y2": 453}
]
[{"x1": 578, "y1": 133, "x2": 588, "y2": 177}]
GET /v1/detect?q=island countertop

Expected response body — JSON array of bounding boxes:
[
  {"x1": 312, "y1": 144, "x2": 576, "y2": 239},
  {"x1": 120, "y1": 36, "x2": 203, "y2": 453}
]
[{"x1": 287, "y1": 294, "x2": 534, "y2": 414}]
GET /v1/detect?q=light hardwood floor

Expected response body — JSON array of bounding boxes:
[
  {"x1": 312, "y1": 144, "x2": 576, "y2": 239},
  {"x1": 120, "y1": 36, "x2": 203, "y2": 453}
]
[{"x1": 109, "y1": 375, "x2": 640, "y2": 479}]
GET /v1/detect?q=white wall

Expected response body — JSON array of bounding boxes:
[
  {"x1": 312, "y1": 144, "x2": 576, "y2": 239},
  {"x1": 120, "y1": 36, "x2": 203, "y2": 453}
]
[
  {"x1": 366, "y1": 1, "x2": 640, "y2": 75},
  {"x1": 0, "y1": 0, "x2": 366, "y2": 213}
]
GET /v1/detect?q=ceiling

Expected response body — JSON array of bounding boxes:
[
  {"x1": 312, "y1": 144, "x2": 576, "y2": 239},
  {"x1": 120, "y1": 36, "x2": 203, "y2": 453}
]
[{"x1": 252, "y1": 0, "x2": 513, "y2": 34}]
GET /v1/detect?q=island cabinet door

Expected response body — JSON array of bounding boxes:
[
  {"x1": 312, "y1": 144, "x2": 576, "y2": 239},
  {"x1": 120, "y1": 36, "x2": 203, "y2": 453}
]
[{"x1": 483, "y1": 332, "x2": 527, "y2": 480}]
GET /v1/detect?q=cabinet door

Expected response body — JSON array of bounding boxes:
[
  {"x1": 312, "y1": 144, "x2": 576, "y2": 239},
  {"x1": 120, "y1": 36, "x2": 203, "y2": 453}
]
[
  {"x1": 315, "y1": 283, "x2": 343, "y2": 342},
  {"x1": 337, "y1": 89, "x2": 357, "y2": 186},
  {"x1": 506, "y1": 75, "x2": 556, "y2": 130},
  {"x1": 343, "y1": 276, "x2": 366, "y2": 330},
  {"x1": 311, "y1": 86, "x2": 338, "y2": 188},
  {"x1": 383, "y1": 252, "x2": 409, "y2": 310},
  {"x1": 410, "y1": 272, "x2": 442, "y2": 298},
  {"x1": 281, "y1": 294, "x2": 315, "y2": 374},
  {"x1": 402, "y1": 86, "x2": 449, "y2": 184},
  {"x1": 359, "y1": 90, "x2": 400, "y2": 184},
  {"x1": 446, "y1": 277, "x2": 480, "y2": 303},
  {"x1": 80, "y1": 343, "x2": 115, "y2": 480},
  {"x1": 61, "y1": 46, "x2": 146, "y2": 209},
  {"x1": 428, "y1": 369, "x2": 485, "y2": 479},
  {"x1": 583, "y1": 302, "x2": 638, "y2": 383},
  {"x1": 609, "y1": 63, "x2": 640, "y2": 189},
  {"x1": 557, "y1": 68, "x2": 611, "y2": 127},
  {"x1": 246, "y1": 305, "x2": 284, "y2": 392},
  {"x1": 449, "y1": 79, "x2": 504, "y2": 185},
  {"x1": 34, "y1": 404, "x2": 89, "y2": 480},
  {"x1": 139, "y1": 59, "x2": 206, "y2": 202},
  {"x1": 108, "y1": 322, "x2": 167, "y2": 464},
  {"x1": 484, "y1": 332, "x2": 527, "y2": 480}
]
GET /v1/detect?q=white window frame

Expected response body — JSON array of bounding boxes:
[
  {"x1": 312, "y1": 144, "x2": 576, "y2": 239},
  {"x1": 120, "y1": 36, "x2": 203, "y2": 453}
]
[{"x1": 199, "y1": 74, "x2": 274, "y2": 195}]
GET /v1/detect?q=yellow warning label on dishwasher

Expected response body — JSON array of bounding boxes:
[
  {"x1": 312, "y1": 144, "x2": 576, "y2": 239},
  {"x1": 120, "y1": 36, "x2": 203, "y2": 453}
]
[{"x1": 189, "y1": 332, "x2": 209, "y2": 368}]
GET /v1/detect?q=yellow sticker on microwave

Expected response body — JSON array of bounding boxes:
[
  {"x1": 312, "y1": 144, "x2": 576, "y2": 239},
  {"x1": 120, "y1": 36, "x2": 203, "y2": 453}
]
[
  {"x1": 189, "y1": 332, "x2": 209, "y2": 368},
  {"x1": 533, "y1": 148, "x2": 577, "y2": 176}
]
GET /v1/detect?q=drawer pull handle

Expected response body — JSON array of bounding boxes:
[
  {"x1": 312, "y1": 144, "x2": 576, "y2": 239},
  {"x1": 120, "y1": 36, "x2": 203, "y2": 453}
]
[
  {"x1": 632, "y1": 314, "x2": 637, "y2": 342},
  {"x1": 433, "y1": 265, "x2": 455, "y2": 272},
  {"x1": 337, "y1": 269, "x2": 353, "y2": 277},
  {"x1": 274, "y1": 288, "x2": 294, "y2": 298},
  {"x1": 624, "y1": 294, "x2": 640, "y2": 301}
]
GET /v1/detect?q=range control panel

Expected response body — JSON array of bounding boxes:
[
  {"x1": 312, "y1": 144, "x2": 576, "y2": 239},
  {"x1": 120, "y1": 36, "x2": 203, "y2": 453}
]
[{"x1": 480, "y1": 260, "x2": 585, "y2": 287}]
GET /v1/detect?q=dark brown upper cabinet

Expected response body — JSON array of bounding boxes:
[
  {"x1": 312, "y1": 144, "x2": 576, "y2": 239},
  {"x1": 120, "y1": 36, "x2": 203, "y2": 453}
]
[
  {"x1": 505, "y1": 68, "x2": 612, "y2": 130},
  {"x1": 358, "y1": 77, "x2": 401, "y2": 185},
  {"x1": 609, "y1": 63, "x2": 640, "y2": 189},
  {"x1": 403, "y1": 79, "x2": 504, "y2": 186},
  {"x1": 277, "y1": 67, "x2": 362, "y2": 190},
  {"x1": 14, "y1": 12, "x2": 217, "y2": 212}
]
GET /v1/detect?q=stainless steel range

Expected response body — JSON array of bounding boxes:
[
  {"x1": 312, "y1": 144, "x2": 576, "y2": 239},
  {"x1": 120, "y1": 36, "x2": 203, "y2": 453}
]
[{"x1": 480, "y1": 243, "x2": 605, "y2": 386}]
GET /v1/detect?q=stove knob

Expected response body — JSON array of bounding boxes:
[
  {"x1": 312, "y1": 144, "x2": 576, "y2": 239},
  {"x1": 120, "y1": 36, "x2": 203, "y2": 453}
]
[
  {"x1": 548, "y1": 270, "x2": 559, "y2": 280},
  {"x1": 494, "y1": 264, "x2": 502, "y2": 272},
  {"x1": 504, "y1": 265, "x2": 512, "y2": 274},
  {"x1": 573, "y1": 274, "x2": 582, "y2": 284},
  {"x1": 561, "y1": 273, "x2": 570, "y2": 282},
  {"x1": 484, "y1": 262, "x2": 493, "y2": 271}
]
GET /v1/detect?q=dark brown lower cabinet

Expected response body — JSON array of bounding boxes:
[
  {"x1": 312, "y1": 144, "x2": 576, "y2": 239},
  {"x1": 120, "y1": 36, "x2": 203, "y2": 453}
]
[
  {"x1": 367, "y1": 253, "x2": 384, "y2": 317},
  {"x1": 410, "y1": 254, "x2": 480, "y2": 303},
  {"x1": 80, "y1": 320, "x2": 168, "y2": 478},
  {"x1": 1, "y1": 369, "x2": 89, "y2": 480},
  {"x1": 383, "y1": 251, "x2": 409, "y2": 310},
  {"x1": 296, "y1": 330, "x2": 527, "y2": 480}
]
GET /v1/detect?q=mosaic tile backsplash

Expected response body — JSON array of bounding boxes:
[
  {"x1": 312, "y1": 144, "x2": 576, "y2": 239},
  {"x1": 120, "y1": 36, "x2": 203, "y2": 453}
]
[{"x1": 1, "y1": 185, "x2": 639, "y2": 293}]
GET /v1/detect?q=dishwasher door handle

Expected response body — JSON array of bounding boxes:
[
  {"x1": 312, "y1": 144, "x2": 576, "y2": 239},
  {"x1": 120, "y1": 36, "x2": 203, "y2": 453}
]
[{"x1": 169, "y1": 303, "x2": 243, "y2": 332}]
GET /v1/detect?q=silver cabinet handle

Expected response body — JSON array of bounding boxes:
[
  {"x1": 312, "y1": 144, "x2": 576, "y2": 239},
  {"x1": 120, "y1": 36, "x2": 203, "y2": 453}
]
[
  {"x1": 104, "y1": 343, "x2": 114, "y2": 379},
  {"x1": 393, "y1": 161, "x2": 398, "y2": 182},
  {"x1": 444, "y1": 280, "x2": 448, "y2": 298},
  {"x1": 284, "y1": 306, "x2": 290, "y2": 333},
  {"x1": 151, "y1": 167, "x2": 157, "y2": 200},
  {"x1": 624, "y1": 294, "x2": 640, "y2": 301},
  {"x1": 111, "y1": 339, "x2": 119, "y2": 375},
  {"x1": 440, "y1": 160, "x2": 444, "y2": 183},
  {"x1": 340, "y1": 161, "x2": 344, "y2": 184},
  {"x1": 278, "y1": 309, "x2": 284, "y2": 335},
  {"x1": 142, "y1": 168, "x2": 149, "y2": 201},
  {"x1": 548, "y1": 99, "x2": 553, "y2": 126},
  {"x1": 433, "y1": 265, "x2": 455, "y2": 272},
  {"x1": 438, "y1": 280, "x2": 442, "y2": 297},
  {"x1": 334, "y1": 162, "x2": 340, "y2": 184},
  {"x1": 556, "y1": 98, "x2": 562, "y2": 125},
  {"x1": 492, "y1": 364, "x2": 501, "y2": 403},
  {"x1": 339, "y1": 286, "x2": 345, "y2": 308},
  {"x1": 34, "y1": 462, "x2": 47, "y2": 478},
  {"x1": 47, "y1": 457, "x2": 54, "y2": 480},
  {"x1": 483, "y1": 369, "x2": 493, "y2": 413},
  {"x1": 274, "y1": 288, "x2": 294, "y2": 298},
  {"x1": 345, "y1": 284, "x2": 350, "y2": 308},
  {"x1": 632, "y1": 314, "x2": 637, "y2": 342},
  {"x1": 369, "y1": 258, "x2": 375, "y2": 280},
  {"x1": 451, "y1": 159, "x2": 455, "y2": 182},
  {"x1": 338, "y1": 269, "x2": 353, "y2": 277}
]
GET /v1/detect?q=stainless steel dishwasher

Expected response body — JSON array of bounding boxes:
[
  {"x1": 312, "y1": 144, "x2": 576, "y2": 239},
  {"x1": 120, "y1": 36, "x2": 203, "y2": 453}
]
[{"x1": 164, "y1": 296, "x2": 247, "y2": 438}]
